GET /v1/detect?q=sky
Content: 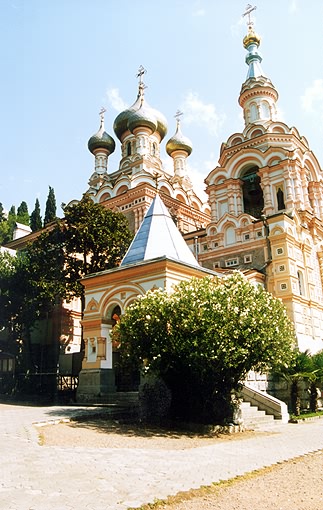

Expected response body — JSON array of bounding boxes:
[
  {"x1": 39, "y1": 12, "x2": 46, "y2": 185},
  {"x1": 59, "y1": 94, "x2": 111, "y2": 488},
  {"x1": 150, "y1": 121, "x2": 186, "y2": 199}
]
[{"x1": 1, "y1": 0, "x2": 323, "y2": 216}]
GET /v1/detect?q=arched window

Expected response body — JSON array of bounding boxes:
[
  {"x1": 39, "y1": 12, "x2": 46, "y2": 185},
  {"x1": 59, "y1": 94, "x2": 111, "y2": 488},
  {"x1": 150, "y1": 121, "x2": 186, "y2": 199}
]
[
  {"x1": 277, "y1": 187, "x2": 285, "y2": 211},
  {"x1": 126, "y1": 142, "x2": 131, "y2": 156},
  {"x1": 152, "y1": 142, "x2": 157, "y2": 156},
  {"x1": 241, "y1": 166, "x2": 264, "y2": 219},
  {"x1": 111, "y1": 305, "x2": 121, "y2": 325},
  {"x1": 250, "y1": 104, "x2": 258, "y2": 121},
  {"x1": 225, "y1": 226, "x2": 236, "y2": 245},
  {"x1": 297, "y1": 271, "x2": 305, "y2": 296}
]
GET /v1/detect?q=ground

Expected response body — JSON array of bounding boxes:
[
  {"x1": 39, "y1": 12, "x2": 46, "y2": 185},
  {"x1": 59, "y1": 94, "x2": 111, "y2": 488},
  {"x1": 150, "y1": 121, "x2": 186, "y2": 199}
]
[{"x1": 39, "y1": 417, "x2": 323, "y2": 510}]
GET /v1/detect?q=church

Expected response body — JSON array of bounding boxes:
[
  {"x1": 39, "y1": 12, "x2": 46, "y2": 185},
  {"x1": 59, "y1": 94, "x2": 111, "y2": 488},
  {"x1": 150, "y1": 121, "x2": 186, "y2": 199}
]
[{"x1": 74, "y1": 13, "x2": 323, "y2": 401}]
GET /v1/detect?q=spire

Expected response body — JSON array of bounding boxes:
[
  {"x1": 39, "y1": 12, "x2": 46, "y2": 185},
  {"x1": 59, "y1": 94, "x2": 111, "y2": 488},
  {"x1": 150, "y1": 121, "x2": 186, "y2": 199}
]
[
  {"x1": 242, "y1": 4, "x2": 264, "y2": 80},
  {"x1": 121, "y1": 193, "x2": 199, "y2": 267},
  {"x1": 239, "y1": 5, "x2": 279, "y2": 127}
]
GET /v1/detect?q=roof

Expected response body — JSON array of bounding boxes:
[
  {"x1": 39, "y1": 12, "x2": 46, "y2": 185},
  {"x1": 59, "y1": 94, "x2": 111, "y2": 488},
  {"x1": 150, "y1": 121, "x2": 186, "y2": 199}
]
[{"x1": 121, "y1": 193, "x2": 200, "y2": 267}]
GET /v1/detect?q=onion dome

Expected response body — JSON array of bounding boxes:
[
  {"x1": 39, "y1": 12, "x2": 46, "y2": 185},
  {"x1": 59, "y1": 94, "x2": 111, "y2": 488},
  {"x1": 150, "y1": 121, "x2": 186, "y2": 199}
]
[
  {"x1": 88, "y1": 109, "x2": 115, "y2": 155},
  {"x1": 243, "y1": 28, "x2": 261, "y2": 49},
  {"x1": 166, "y1": 116, "x2": 193, "y2": 156},
  {"x1": 113, "y1": 83, "x2": 168, "y2": 141},
  {"x1": 127, "y1": 100, "x2": 158, "y2": 134}
]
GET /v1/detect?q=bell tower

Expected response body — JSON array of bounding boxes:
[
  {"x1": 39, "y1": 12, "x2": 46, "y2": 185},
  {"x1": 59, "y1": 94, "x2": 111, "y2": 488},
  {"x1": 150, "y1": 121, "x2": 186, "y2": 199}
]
[{"x1": 201, "y1": 5, "x2": 323, "y2": 352}]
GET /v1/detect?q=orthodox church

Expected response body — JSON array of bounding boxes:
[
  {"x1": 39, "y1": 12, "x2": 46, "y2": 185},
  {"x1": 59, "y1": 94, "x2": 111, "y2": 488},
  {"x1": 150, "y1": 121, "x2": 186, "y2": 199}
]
[
  {"x1": 80, "y1": 18, "x2": 323, "y2": 363},
  {"x1": 76, "y1": 15, "x2": 323, "y2": 400}
]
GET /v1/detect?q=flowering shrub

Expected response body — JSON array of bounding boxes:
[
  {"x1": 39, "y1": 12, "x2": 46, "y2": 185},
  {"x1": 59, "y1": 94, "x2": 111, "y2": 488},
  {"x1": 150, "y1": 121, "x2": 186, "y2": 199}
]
[{"x1": 114, "y1": 272, "x2": 296, "y2": 424}]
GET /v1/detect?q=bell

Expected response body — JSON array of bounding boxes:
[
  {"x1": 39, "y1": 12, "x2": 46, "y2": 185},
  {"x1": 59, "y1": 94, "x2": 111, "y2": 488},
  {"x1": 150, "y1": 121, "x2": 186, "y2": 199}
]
[{"x1": 248, "y1": 181, "x2": 259, "y2": 195}]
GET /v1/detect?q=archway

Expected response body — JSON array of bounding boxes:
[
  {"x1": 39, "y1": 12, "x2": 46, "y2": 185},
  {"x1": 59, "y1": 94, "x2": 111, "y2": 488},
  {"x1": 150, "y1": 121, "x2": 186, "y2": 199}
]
[{"x1": 241, "y1": 166, "x2": 264, "y2": 219}]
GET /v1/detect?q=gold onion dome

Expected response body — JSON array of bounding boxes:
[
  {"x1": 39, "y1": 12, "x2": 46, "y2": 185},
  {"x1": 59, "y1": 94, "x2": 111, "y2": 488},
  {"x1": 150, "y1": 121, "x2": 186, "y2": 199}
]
[
  {"x1": 243, "y1": 28, "x2": 261, "y2": 49},
  {"x1": 113, "y1": 92, "x2": 168, "y2": 141},
  {"x1": 88, "y1": 114, "x2": 115, "y2": 155},
  {"x1": 166, "y1": 120, "x2": 193, "y2": 156}
]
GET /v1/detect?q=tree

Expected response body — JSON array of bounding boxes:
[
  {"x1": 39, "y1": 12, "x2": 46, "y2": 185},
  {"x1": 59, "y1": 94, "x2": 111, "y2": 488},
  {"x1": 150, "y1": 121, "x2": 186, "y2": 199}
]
[
  {"x1": 17, "y1": 201, "x2": 29, "y2": 226},
  {"x1": 0, "y1": 250, "x2": 38, "y2": 371},
  {"x1": 0, "y1": 205, "x2": 16, "y2": 245},
  {"x1": 0, "y1": 202, "x2": 5, "y2": 222},
  {"x1": 44, "y1": 186, "x2": 57, "y2": 226},
  {"x1": 115, "y1": 272, "x2": 296, "y2": 424},
  {"x1": 1, "y1": 196, "x2": 132, "y2": 380},
  {"x1": 30, "y1": 198, "x2": 42, "y2": 232},
  {"x1": 26, "y1": 194, "x2": 133, "y2": 304}
]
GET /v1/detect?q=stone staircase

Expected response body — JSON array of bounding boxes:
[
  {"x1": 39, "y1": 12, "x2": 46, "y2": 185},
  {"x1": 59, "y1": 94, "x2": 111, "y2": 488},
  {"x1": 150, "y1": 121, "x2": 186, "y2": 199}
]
[{"x1": 240, "y1": 401, "x2": 277, "y2": 430}]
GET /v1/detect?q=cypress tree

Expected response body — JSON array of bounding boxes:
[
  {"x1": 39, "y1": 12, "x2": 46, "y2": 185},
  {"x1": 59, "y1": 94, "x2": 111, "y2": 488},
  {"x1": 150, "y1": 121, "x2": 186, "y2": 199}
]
[
  {"x1": 30, "y1": 198, "x2": 42, "y2": 232},
  {"x1": 44, "y1": 186, "x2": 57, "y2": 226},
  {"x1": 17, "y1": 201, "x2": 29, "y2": 226}
]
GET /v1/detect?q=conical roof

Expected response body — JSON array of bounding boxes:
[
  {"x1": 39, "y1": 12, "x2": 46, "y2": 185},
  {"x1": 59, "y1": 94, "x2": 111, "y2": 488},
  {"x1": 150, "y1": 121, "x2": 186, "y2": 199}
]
[{"x1": 121, "y1": 194, "x2": 199, "y2": 267}]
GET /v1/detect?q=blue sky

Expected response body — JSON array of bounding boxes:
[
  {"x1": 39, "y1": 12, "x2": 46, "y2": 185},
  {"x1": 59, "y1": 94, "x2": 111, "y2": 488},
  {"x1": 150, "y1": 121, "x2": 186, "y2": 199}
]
[{"x1": 1, "y1": 0, "x2": 323, "y2": 216}]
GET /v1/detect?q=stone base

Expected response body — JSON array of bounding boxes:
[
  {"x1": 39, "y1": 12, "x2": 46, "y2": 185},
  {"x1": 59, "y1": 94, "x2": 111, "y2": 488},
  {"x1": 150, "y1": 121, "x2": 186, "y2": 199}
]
[{"x1": 76, "y1": 368, "x2": 116, "y2": 402}]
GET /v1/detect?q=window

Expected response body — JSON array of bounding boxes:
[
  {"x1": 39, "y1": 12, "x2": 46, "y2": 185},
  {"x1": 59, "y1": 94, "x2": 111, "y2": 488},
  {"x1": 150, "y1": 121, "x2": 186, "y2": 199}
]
[
  {"x1": 126, "y1": 142, "x2": 131, "y2": 156},
  {"x1": 277, "y1": 186, "x2": 285, "y2": 211},
  {"x1": 244, "y1": 255, "x2": 252, "y2": 263},
  {"x1": 279, "y1": 265, "x2": 285, "y2": 272},
  {"x1": 280, "y1": 283, "x2": 287, "y2": 290},
  {"x1": 257, "y1": 231, "x2": 263, "y2": 237},
  {"x1": 244, "y1": 234, "x2": 250, "y2": 241},
  {"x1": 225, "y1": 258, "x2": 239, "y2": 267},
  {"x1": 276, "y1": 247, "x2": 284, "y2": 255},
  {"x1": 213, "y1": 261, "x2": 220, "y2": 268},
  {"x1": 297, "y1": 271, "x2": 305, "y2": 296}
]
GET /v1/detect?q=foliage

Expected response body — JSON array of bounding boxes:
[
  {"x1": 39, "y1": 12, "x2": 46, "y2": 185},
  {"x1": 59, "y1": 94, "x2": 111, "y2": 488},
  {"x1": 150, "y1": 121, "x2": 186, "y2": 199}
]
[
  {"x1": 115, "y1": 272, "x2": 296, "y2": 424},
  {"x1": 44, "y1": 186, "x2": 57, "y2": 226},
  {"x1": 0, "y1": 250, "x2": 38, "y2": 370},
  {"x1": 0, "y1": 196, "x2": 132, "y2": 376},
  {"x1": 17, "y1": 201, "x2": 29, "y2": 226},
  {"x1": 274, "y1": 349, "x2": 323, "y2": 414},
  {"x1": 25, "y1": 195, "x2": 133, "y2": 302},
  {"x1": 0, "y1": 205, "x2": 16, "y2": 244},
  {"x1": 30, "y1": 198, "x2": 42, "y2": 232}
]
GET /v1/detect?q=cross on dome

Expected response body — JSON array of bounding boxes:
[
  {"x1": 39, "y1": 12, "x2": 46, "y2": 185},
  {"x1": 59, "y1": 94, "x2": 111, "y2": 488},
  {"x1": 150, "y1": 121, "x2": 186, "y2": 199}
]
[{"x1": 243, "y1": 4, "x2": 257, "y2": 29}]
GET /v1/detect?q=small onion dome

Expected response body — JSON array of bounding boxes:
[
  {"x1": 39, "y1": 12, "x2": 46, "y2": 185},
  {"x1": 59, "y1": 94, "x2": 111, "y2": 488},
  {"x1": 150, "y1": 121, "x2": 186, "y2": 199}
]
[
  {"x1": 243, "y1": 28, "x2": 261, "y2": 49},
  {"x1": 166, "y1": 121, "x2": 193, "y2": 156},
  {"x1": 127, "y1": 101, "x2": 158, "y2": 134},
  {"x1": 88, "y1": 126, "x2": 116, "y2": 155}
]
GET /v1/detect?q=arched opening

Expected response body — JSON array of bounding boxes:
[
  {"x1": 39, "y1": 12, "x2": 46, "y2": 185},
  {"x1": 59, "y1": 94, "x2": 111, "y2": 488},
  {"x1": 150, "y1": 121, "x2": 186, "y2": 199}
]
[
  {"x1": 152, "y1": 142, "x2": 157, "y2": 156},
  {"x1": 225, "y1": 226, "x2": 236, "y2": 245},
  {"x1": 126, "y1": 141, "x2": 132, "y2": 156},
  {"x1": 111, "y1": 304, "x2": 140, "y2": 392},
  {"x1": 116, "y1": 185, "x2": 128, "y2": 195},
  {"x1": 241, "y1": 166, "x2": 264, "y2": 219},
  {"x1": 277, "y1": 186, "x2": 285, "y2": 211},
  {"x1": 297, "y1": 271, "x2": 305, "y2": 296}
]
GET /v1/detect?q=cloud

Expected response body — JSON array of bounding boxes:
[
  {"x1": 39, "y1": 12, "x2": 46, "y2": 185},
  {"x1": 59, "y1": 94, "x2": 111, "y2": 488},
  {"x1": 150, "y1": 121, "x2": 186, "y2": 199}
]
[
  {"x1": 289, "y1": 0, "x2": 298, "y2": 14},
  {"x1": 180, "y1": 91, "x2": 226, "y2": 137},
  {"x1": 301, "y1": 79, "x2": 323, "y2": 115},
  {"x1": 106, "y1": 88, "x2": 128, "y2": 112},
  {"x1": 192, "y1": 8, "x2": 205, "y2": 17}
]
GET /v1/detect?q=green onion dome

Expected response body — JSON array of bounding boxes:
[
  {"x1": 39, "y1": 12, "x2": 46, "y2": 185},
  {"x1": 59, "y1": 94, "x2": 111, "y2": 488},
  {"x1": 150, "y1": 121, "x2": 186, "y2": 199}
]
[
  {"x1": 166, "y1": 121, "x2": 193, "y2": 156},
  {"x1": 88, "y1": 119, "x2": 116, "y2": 155}
]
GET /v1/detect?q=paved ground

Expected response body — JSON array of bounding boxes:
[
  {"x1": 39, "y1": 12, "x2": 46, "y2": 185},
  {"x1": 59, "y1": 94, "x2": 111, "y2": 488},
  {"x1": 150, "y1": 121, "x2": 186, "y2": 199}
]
[{"x1": 1, "y1": 403, "x2": 323, "y2": 510}]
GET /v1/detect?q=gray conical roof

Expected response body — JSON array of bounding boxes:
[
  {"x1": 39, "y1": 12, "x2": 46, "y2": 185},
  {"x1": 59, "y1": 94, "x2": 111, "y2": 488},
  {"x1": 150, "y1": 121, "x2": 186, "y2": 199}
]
[{"x1": 121, "y1": 194, "x2": 199, "y2": 267}]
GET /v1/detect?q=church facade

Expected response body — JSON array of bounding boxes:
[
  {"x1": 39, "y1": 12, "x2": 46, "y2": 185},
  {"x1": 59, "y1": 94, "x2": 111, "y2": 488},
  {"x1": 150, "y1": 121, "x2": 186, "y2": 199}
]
[{"x1": 81, "y1": 21, "x2": 323, "y2": 358}]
